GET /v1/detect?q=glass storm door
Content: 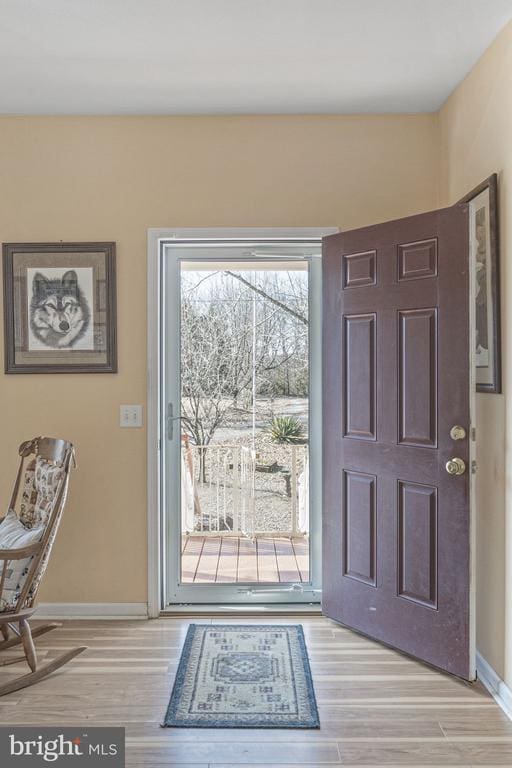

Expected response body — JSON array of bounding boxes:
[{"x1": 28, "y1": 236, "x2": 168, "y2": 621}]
[{"x1": 162, "y1": 240, "x2": 322, "y2": 605}]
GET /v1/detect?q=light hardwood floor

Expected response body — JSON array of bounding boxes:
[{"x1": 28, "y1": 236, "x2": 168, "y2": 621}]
[
  {"x1": 182, "y1": 536, "x2": 309, "y2": 583},
  {"x1": 1, "y1": 616, "x2": 511, "y2": 766}
]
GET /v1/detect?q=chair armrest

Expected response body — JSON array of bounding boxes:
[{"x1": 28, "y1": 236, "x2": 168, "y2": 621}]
[{"x1": 0, "y1": 543, "x2": 42, "y2": 560}]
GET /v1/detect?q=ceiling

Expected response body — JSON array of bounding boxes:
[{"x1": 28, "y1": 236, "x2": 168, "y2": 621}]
[{"x1": 0, "y1": 0, "x2": 510, "y2": 115}]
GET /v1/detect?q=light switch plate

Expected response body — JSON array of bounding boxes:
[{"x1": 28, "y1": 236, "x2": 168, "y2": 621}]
[{"x1": 120, "y1": 405, "x2": 143, "y2": 428}]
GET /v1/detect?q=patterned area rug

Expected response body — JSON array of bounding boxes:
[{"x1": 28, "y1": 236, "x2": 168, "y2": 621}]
[{"x1": 164, "y1": 624, "x2": 319, "y2": 728}]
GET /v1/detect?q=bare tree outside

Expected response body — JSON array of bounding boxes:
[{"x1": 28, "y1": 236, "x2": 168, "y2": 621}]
[{"x1": 180, "y1": 269, "x2": 309, "y2": 483}]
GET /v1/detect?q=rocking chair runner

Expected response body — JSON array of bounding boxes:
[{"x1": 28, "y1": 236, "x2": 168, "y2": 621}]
[{"x1": 0, "y1": 437, "x2": 86, "y2": 696}]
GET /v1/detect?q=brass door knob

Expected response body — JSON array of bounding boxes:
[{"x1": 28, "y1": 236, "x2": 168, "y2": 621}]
[
  {"x1": 450, "y1": 425, "x2": 466, "y2": 441},
  {"x1": 445, "y1": 457, "x2": 466, "y2": 476}
]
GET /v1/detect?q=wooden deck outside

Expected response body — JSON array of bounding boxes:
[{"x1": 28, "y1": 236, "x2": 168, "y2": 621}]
[{"x1": 181, "y1": 535, "x2": 309, "y2": 583}]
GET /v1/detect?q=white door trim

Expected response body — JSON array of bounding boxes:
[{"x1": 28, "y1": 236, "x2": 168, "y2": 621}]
[
  {"x1": 147, "y1": 228, "x2": 162, "y2": 618},
  {"x1": 147, "y1": 227, "x2": 337, "y2": 617}
]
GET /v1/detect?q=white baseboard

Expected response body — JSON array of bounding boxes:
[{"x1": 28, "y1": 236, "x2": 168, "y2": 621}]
[
  {"x1": 476, "y1": 650, "x2": 512, "y2": 720},
  {"x1": 34, "y1": 602, "x2": 148, "y2": 620}
]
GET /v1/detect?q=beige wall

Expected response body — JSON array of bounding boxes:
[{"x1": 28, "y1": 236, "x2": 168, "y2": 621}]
[
  {"x1": 0, "y1": 114, "x2": 439, "y2": 604},
  {"x1": 438, "y1": 19, "x2": 512, "y2": 683}
]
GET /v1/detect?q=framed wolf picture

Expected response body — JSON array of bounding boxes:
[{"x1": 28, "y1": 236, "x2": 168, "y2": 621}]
[{"x1": 3, "y1": 242, "x2": 117, "y2": 373}]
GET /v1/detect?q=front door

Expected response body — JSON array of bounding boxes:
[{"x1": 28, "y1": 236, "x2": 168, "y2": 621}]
[{"x1": 322, "y1": 205, "x2": 473, "y2": 679}]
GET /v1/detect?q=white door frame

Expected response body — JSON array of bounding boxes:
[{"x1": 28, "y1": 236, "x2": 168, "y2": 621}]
[{"x1": 147, "y1": 227, "x2": 338, "y2": 617}]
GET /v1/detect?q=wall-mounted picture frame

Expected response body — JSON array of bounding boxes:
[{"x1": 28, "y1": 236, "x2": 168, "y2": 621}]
[
  {"x1": 460, "y1": 174, "x2": 501, "y2": 393},
  {"x1": 3, "y1": 242, "x2": 117, "y2": 374}
]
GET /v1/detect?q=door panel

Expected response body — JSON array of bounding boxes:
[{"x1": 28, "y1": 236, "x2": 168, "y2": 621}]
[
  {"x1": 398, "y1": 238, "x2": 438, "y2": 280},
  {"x1": 322, "y1": 205, "x2": 472, "y2": 679},
  {"x1": 342, "y1": 470, "x2": 377, "y2": 587},
  {"x1": 398, "y1": 308, "x2": 437, "y2": 447},
  {"x1": 397, "y1": 480, "x2": 437, "y2": 608},
  {"x1": 343, "y1": 314, "x2": 376, "y2": 440},
  {"x1": 342, "y1": 250, "x2": 377, "y2": 288}
]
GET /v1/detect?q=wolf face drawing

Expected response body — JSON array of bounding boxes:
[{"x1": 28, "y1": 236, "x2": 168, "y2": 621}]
[{"x1": 30, "y1": 270, "x2": 90, "y2": 349}]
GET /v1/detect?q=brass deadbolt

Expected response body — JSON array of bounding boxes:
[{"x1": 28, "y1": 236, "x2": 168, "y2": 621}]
[{"x1": 450, "y1": 425, "x2": 466, "y2": 441}]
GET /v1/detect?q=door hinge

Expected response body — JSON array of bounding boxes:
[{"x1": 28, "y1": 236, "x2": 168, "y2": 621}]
[
  {"x1": 471, "y1": 460, "x2": 477, "y2": 474},
  {"x1": 471, "y1": 427, "x2": 476, "y2": 441}
]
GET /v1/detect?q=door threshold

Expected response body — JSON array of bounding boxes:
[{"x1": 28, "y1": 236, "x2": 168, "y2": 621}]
[{"x1": 160, "y1": 603, "x2": 323, "y2": 617}]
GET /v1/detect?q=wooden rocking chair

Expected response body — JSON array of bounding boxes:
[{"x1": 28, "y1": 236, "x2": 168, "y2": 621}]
[{"x1": 0, "y1": 437, "x2": 86, "y2": 696}]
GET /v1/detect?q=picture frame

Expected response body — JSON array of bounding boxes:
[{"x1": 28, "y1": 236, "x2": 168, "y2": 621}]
[
  {"x1": 460, "y1": 174, "x2": 501, "y2": 393},
  {"x1": 3, "y1": 241, "x2": 117, "y2": 374}
]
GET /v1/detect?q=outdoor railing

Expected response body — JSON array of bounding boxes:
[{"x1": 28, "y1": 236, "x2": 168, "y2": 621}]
[{"x1": 181, "y1": 441, "x2": 309, "y2": 538}]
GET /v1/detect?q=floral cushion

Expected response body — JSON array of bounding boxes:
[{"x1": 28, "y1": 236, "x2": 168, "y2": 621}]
[
  {"x1": 19, "y1": 457, "x2": 65, "y2": 529},
  {"x1": 0, "y1": 509, "x2": 44, "y2": 612},
  {"x1": 19, "y1": 459, "x2": 37, "y2": 528},
  {"x1": 26, "y1": 498, "x2": 67, "y2": 604}
]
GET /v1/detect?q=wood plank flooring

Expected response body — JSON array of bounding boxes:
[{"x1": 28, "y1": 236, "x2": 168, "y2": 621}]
[
  {"x1": 1, "y1": 616, "x2": 511, "y2": 767},
  {"x1": 181, "y1": 536, "x2": 309, "y2": 583}
]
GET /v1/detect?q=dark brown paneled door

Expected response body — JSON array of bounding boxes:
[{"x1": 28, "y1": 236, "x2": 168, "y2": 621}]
[{"x1": 322, "y1": 205, "x2": 473, "y2": 680}]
